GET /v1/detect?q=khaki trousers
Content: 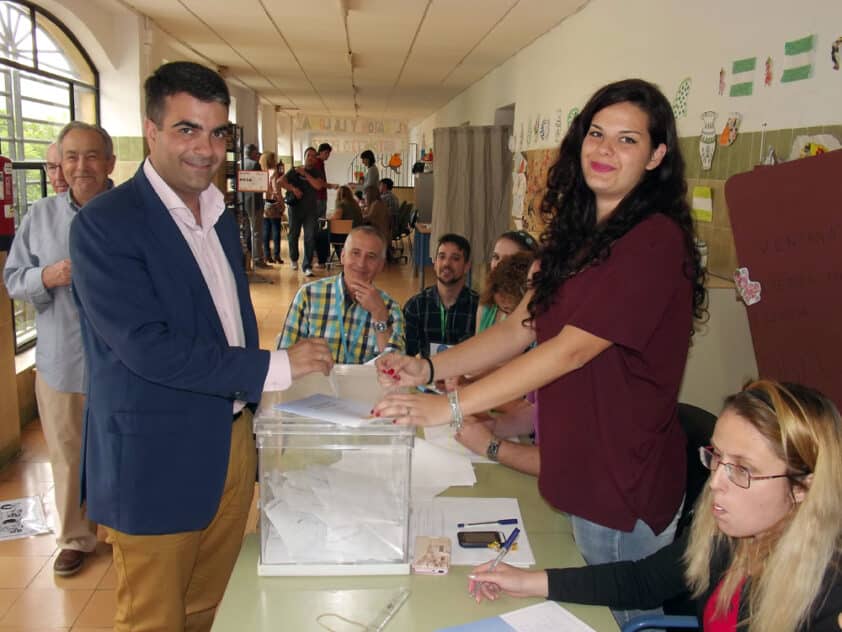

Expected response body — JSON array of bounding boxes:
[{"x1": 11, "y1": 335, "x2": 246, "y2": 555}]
[
  {"x1": 105, "y1": 410, "x2": 257, "y2": 632},
  {"x1": 34, "y1": 373, "x2": 97, "y2": 552}
]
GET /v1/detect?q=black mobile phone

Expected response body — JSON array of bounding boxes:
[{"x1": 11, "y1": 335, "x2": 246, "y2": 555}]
[{"x1": 456, "y1": 530, "x2": 503, "y2": 548}]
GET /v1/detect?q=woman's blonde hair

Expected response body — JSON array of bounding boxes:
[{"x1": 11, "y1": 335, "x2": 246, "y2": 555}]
[
  {"x1": 259, "y1": 151, "x2": 277, "y2": 171},
  {"x1": 684, "y1": 380, "x2": 842, "y2": 631}
]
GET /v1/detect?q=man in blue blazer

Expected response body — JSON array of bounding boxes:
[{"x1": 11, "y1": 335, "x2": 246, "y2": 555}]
[{"x1": 70, "y1": 62, "x2": 332, "y2": 632}]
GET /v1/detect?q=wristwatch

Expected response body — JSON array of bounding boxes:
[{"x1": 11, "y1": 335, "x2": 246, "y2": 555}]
[
  {"x1": 372, "y1": 319, "x2": 389, "y2": 333},
  {"x1": 486, "y1": 438, "x2": 501, "y2": 462}
]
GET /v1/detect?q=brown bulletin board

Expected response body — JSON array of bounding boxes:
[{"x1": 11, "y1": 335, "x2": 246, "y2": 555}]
[
  {"x1": 520, "y1": 148, "x2": 558, "y2": 235},
  {"x1": 725, "y1": 149, "x2": 842, "y2": 407}
]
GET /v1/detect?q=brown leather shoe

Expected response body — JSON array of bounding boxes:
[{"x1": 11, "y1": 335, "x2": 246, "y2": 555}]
[{"x1": 54, "y1": 549, "x2": 85, "y2": 576}]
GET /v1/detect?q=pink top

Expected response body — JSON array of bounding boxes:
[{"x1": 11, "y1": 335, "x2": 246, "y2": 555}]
[
  {"x1": 703, "y1": 576, "x2": 746, "y2": 631},
  {"x1": 143, "y1": 159, "x2": 291, "y2": 410},
  {"x1": 534, "y1": 214, "x2": 692, "y2": 533}
]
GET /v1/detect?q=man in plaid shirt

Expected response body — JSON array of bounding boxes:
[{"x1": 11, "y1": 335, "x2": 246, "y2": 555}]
[
  {"x1": 403, "y1": 233, "x2": 479, "y2": 357},
  {"x1": 278, "y1": 225, "x2": 405, "y2": 363}
]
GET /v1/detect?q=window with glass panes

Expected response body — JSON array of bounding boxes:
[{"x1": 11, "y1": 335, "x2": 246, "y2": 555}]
[{"x1": 0, "y1": 0, "x2": 98, "y2": 352}]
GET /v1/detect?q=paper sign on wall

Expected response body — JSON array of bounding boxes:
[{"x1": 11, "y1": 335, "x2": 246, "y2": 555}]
[
  {"x1": 691, "y1": 186, "x2": 713, "y2": 223},
  {"x1": 237, "y1": 170, "x2": 268, "y2": 192}
]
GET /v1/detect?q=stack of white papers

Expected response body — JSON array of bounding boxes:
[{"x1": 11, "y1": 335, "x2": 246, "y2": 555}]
[{"x1": 411, "y1": 438, "x2": 476, "y2": 501}]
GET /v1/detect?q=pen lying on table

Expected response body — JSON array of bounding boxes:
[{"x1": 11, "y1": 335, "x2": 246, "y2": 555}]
[{"x1": 457, "y1": 518, "x2": 518, "y2": 528}]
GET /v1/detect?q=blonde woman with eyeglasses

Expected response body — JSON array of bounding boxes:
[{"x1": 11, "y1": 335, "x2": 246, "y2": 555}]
[{"x1": 469, "y1": 380, "x2": 842, "y2": 631}]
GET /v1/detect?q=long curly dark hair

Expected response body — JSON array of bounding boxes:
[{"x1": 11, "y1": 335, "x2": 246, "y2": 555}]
[{"x1": 528, "y1": 79, "x2": 707, "y2": 328}]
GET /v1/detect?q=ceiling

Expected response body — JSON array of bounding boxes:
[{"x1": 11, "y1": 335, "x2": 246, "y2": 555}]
[{"x1": 109, "y1": 0, "x2": 589, "y2": 124}]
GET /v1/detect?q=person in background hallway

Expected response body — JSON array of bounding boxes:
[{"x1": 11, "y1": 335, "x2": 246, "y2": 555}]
[
  {"x1": 359, "y1": 149, "x2": 379, "y2": 191},
  {"x1": 243, "y1": 143, "x2": 266, "y2": 267},
  {"x1": 69, "y1": 61, "x2": 332, "y2": 632},
  {"x1": 314, "y1": 142, "x2": 338, "y2": 220},
  {"x1": 260, "y1": 151, "x2": 284, "y2": 264},
  {"x1": 379, "y1": 177, "x2": 400, "y2": 219},
  {"x1": 362, "y1": 184, "x2": 390, "y2": 245},
  {"x1": 374, "y1": 78, "x2": 706, "y2": 628},
  {"x1": 469, "y1": 381, "x2": 842, "y2": 632},
  {"x1": 280, "y1": 146, "x2": 324, "y2": 277},
  {"x1": 3, "y1": 121, "x2": 115, "y2": 576},
  {"x1": 402, "y1": 233, "x2": 479, "y2": 358},
  {"x1": 45, "y1": 141, "x2": 68, "y2": 194}
]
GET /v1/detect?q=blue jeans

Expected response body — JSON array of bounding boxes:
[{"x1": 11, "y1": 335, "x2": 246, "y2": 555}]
[
  {"x1": 287, "y1": 206, "x2": 317, "y2": 269},
  {"x1": 571, "y1": 499, "x2": 682, "y2": 629},
  {"x1": 263, "y1": 217, "x2": 282, "y2": 260}
]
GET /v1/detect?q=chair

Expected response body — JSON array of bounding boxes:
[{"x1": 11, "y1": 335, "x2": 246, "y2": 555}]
[
  {"x1": 675, "y1": 402, "x2": 717, "y2": 538},
  {"x1": 326, "y1": 219, "x2": 353, "y2": 269},
  {"x1": 621, "y1": 615, "x2": 699, "y2": 632},
  {"x1": 658, "y1": 403, "x2": 717, "y2": 623},
  {"x1": 390, "y1": 202, "x2": 412, "y2": 264}
]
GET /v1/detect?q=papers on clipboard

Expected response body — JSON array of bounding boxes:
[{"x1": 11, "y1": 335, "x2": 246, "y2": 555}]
[{"x1": 410, "y1": 497, "x2": 535, "y2": 567}]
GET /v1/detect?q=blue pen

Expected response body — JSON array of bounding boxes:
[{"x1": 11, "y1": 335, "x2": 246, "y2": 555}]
[
  {"x1": 457, "y1": 518, "x2": 518, "y2": 528},
  {"x1": 471, "y1": 528, "x2": 520, "y2": 598},
  {"x1": 488, "y1": 528, "x2": 520, "y2": 571}
]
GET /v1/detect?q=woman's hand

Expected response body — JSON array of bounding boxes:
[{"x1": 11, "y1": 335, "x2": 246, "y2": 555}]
[
  {"x1": 375, "y1": 354, "x2": 430, "y2": 389},
  {"x1": 373, "y1": 392, "x2": 450, "y2": 426},
  {"x1": 455, "y1": 416, "x2": 495, "y2": 456},
  {"x1": 467, "y1": 562, "x2": 549, "y2": 603}
]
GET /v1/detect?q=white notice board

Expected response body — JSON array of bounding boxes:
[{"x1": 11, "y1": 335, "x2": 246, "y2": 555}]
[{"x1": 237, "y1": 170, "x2": 268, "y2": 192}]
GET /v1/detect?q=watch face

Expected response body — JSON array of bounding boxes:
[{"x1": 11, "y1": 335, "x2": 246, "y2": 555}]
[{"x1": 372, "y1": 320, "x2": 388, "y2": 333}]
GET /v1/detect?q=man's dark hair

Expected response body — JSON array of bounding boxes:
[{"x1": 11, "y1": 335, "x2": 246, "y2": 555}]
[
  {"x1": 379, "y1": 178, "x2": 394, "y2": 190},
  {"x1": 245, "y1": 143, "x2": 258, "y2": 155},
  {"x1": 317, "y1": 143, "x2": 332, "y2": 153},
  {"x1": 437, "y1": 233, "x2": 471, "y2": 262},
  {"x1": 145, "y1": 62, "x2": 230, "y2": 126}
]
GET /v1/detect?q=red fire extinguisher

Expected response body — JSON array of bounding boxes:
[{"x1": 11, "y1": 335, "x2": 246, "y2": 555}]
[{"x1": 0, "y1": 154, "x2": 14, "y2": 251}]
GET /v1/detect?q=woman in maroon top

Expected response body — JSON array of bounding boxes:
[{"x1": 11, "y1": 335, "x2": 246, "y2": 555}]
[{"x1": 374, "y1": 79, "x2": 705, "y2": 625}]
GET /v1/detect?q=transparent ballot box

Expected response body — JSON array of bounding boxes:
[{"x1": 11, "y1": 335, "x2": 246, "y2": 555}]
[{"x1": 253, "y1": 364, "x2": 414, "y2": 576}]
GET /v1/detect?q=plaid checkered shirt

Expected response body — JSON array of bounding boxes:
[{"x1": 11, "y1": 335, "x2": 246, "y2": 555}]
[
  {"x1": 279, "y1": 273, "x2": 405, "y2": 363},
  {"x1": 403, "y1": 284, "x2": 479, "y2": 357}
]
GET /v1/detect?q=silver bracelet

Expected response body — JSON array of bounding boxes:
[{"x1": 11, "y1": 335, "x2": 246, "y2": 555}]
[{"x1": 447, "y1": 390, "x2": 464, "y2": 432}]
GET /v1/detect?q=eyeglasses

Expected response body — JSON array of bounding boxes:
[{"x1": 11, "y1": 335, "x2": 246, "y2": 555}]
[{"x1": 699, "y1": 446, "x2": 795, "y2": 489}]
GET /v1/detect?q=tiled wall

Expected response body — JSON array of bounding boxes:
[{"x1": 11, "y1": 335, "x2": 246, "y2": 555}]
[
  {"x1": 677, "y1": 125, "x2": 842, "y2": 282},
  {"x1": 111, "y1": 136, "x2": 146, "y2": 185}
]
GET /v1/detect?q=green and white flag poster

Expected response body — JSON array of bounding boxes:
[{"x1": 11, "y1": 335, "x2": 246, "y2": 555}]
[
  {"x1": 692, "y1": 186, "x2": 713, "y2": 223},
  {"x1": 729, "y1": 57, "x2": 756, "y2": 97},
  {"x1": 781, "y1": 34, "x2": 815, "y2": 83}
]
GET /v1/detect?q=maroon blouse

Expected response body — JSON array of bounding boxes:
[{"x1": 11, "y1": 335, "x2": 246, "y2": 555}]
[{"x1": 534, "y1": 214, "x2": 692, "y2": 533}]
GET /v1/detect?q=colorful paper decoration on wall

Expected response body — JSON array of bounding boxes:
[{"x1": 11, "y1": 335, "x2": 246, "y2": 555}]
[
  {"x1": 518, "y1": 122, "x2": 524, "y2": 151},
  {"x1": 734, "y1": 268, "x2": 762, "y2": 306},
  {"x1": 764, "y1": 57, "x2": 774, "y2": 86},
  {"x1": 729, "y1": 57, "x2": 756, "y2": 96},
  {"x1": 539, "y1": 118, "x2": 550, "y2": 142},
  {"x1": 526, "y1": 116, "x2": 534, "y2": 146},
  {"x1": 831, "y1": 37, "x2": 842, "y2": 70},
  {"x1": 699, "y1": 111, "x2": 717, "y2": 171},
  {"x1": 553, "y1": 109, "x2": 564, "y2": 143},
  {"x1": 781, "y1": 34, "x2": 815, "y2": 82},
  {"x1": 691, "y1": 186, "x2": 713, "y2": 223},
  {"x1": 719, "y1": 113, "x2": 742, "y2": 146},
  {"x1": 718, "y1": 68, "x2": 726, "y2": 96},
  {"x1": 566, "y1": 108, "x2": 579, "y2": 128},
  {"x1": 672, "y1": 77, "x2": 691, "y2": 117}
]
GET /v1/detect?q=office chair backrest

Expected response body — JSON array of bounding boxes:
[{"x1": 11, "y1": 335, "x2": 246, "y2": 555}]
[{"x1": 676, "y1": 402, "x2": 717, "y2": 538}]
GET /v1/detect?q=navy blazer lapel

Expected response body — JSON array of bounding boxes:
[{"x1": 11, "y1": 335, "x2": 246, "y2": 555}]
[
  {"x1": 215, "y1": 210, "x2": 259, "y2": 350},
  {"x1": 131, "y1": 167, "x2": 227, "y2": 342}
]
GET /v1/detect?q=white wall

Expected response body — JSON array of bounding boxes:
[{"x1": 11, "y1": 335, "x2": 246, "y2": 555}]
[
  {"x1": 35, "y1": 0, "x2": 144, "y2": 136},
  {"x1": 412, "y1": 0, "x2": 842, "y2": 149},
  {"x1": 34, "y1": 0, "x2": 261, "y2": 141}
]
